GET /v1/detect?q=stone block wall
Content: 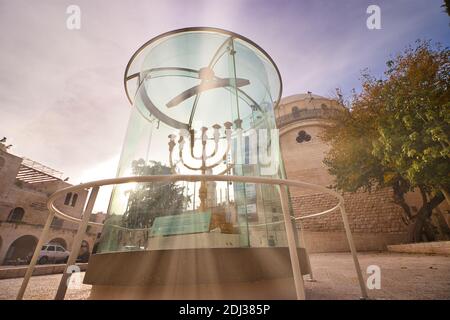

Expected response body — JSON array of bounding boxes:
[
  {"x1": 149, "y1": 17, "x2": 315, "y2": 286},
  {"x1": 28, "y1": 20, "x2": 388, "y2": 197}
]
[
  {"x1": 291, "y1": 188, "x2": 408, "y2": 234},
  {"x1": 289, "y1": 188, "x2": 410, "y2": 252},
  {"x1": 388, "y1": 241, "x2": 450, "y2": 255}
]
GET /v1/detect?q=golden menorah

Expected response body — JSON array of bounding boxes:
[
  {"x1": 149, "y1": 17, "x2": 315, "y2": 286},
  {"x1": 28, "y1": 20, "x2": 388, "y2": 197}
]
[{"x1": 168, "y1": 122, "x2": 233, "y2": 211}]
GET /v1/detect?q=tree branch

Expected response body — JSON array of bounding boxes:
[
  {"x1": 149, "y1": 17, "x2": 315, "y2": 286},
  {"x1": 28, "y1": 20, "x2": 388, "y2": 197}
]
[{"x1": 392, "y1": 178, "x2": 412, "y2": 224}]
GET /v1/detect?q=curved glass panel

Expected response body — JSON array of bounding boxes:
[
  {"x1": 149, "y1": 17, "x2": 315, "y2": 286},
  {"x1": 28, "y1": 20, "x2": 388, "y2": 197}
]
[{"x1": 98, "y1": 28, "x2": 290, "y2": 253}]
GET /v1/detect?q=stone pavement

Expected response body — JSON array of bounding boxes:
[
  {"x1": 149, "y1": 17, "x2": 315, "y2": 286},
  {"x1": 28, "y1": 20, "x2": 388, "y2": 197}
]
[
  {"x1": 0, "y1": 252, "x2": 448, "y2": 300},
  {"x1": 306, "y1": 252, "x2": 450, "y2": 300}
]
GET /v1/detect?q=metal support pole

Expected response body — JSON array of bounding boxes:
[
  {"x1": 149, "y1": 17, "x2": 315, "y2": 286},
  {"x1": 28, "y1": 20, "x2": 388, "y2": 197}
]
[
  {"x1": 54, "y1": 186, "x2": 99, "y2": 300},
  {"x1": 16, "y1": 211, "x2": 55, "y2": 300},
  {"x1": 339, "y1": 204, "x2": 368, "y2": 299},
  {"x1": 279, "y1": 185, "x2": 306, "y2": 300},
  {"x1": 297, "y1": 220, "x2": 314, "y2": 281}
]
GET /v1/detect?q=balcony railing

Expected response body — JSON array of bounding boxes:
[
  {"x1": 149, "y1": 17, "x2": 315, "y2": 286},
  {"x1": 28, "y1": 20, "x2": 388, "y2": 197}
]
[{"x1": 276, "y1": 108, "x2": 341, "y2": 128}]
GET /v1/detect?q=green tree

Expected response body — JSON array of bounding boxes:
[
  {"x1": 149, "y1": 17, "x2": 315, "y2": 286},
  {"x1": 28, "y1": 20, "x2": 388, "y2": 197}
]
[
  {"x1": 323, "y1": 41, "x2": 450, "y2": 242},
  {"x1": 443, "y1": 0, "x2": 450, "y2": 16},
  {"x1": 122, "y1": 159, "x2": 190, "y2": 228}
]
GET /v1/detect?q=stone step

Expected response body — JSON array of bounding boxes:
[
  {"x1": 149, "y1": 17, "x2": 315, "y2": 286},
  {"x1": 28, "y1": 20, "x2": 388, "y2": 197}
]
[{"x1": 387, "y1": 241, "x2": 450, "y2": 255}]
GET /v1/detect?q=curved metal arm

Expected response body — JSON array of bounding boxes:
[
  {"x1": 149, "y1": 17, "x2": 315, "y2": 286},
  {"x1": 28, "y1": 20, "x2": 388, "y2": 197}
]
[
  {"x1": 166, "y1": 78, "x2": 250, "y2": 108},
  {"x1": 18, "y1": 174, "x2": 368, "y2": 301},
  {"x1": 46, "y1": 174, "x2": 345, "y2": 225}
]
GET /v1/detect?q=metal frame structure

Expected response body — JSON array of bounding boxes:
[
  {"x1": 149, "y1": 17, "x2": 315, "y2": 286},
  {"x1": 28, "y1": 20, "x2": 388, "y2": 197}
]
[
  {"x1": 125, "y1": 27, "x2": 282, "y2": 134},
  {"x1": 17, "y1": 174, "x2": 368, "y2": 300},
  {"x1": 124, "y1": 27, "x2": 283, "y2": 107},
  {"x1": 16, "y1": 158, "x2": 63, "y2": 184}
]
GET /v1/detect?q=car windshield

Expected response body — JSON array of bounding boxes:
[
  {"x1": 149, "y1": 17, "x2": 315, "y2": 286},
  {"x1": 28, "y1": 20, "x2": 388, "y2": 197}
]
[{"x1": 41, "y1": 246, "x2": 47, "y2": 250}]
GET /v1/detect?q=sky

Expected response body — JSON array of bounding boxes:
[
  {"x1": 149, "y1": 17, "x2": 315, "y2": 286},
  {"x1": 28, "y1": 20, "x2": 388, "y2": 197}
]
[{"x1": 1, "y1": 0, "x2": 449, "y2": 211}]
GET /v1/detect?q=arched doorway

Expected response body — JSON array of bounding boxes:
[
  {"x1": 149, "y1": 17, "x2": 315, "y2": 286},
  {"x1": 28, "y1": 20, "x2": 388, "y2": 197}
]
[
  {"x1": 77, "y1": 240, "x2": 90, "y2": 263},
  {"x1": 49, "y1": 238, "x2": 67, "y2": 249},
  {"x1": 4, "y1": 235, "x2": 38, "y2": 265}
]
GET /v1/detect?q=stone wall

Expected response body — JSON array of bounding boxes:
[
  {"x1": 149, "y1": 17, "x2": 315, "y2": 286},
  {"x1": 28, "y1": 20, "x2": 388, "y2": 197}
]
[
  {"x1": 0, "y1": 151, "x2": 22, "y2": 196},
  {"x1": 0, "y1": 149, "x2": 103, "y2": 264},
  {"x1": 289, "y1": 189, "x2": 410, "y2": 252},
  {"x1": 291, "y1": 189, "x2": 408, "y2": 234},
  {"x1": 387, "y1": 241, "x2": 450, "y2": 255},
  {"x1": 301, "y1": 231, "x2": 407, "y2": 253},
  {"x1": 0, "y1": 220, "x2": 102, "y2": 264}
]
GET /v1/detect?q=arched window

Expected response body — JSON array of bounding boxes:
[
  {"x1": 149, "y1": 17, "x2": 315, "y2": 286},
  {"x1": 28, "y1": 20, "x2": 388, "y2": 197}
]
[
  {"x1": 291, "y1": 106, "x2": 300, "y2": 116},
  {"x1": 296, "y1": 130, "x2": 312, "y2": 143},
  {"x1": 7, "y1": 207, "x2": 25, "y2": 222},
  {"x1": 64, "y1": 192, "x2": 72, "y2": 205},
  {"x1": 71, "y1": 193, "x2": 78, "y2": 207}
]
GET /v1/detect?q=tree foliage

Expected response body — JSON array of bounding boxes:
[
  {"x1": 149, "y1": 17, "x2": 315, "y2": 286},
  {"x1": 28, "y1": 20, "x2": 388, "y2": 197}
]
[
  {"x1": 443, "y1": 0, "x2": 450, "y2": 16},
  {"x1": 122, "y1": 159, "x2": 190, "y2": 228},
  {"x1": 322, "y1": 41, "x2": 450, "y2": 242}
]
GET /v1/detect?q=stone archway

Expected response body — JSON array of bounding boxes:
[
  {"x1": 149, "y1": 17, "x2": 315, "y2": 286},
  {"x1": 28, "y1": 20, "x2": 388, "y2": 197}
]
[
  {"x1": 4, "y1": 235, "x2": 38, "y2": 265},
  {"x1": 49, "y1": 238, "x2": 68, "y2": 249}
]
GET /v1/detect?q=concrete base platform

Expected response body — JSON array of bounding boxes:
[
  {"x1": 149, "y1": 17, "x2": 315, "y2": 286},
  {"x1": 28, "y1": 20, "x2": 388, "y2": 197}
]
[
  {"x1": 84, "y1": 247, "x2": 310, "y2": 299},
  {"x1": 89, "y1": 278, "x2": 298, "y2": 299}
]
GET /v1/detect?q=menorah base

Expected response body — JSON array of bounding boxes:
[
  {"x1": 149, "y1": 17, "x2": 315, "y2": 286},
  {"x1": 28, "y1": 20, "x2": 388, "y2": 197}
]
[
  {"x1": 84, "y1": 247, "x2": 311, "y2": 300},
  {"x1": 88, "y1": 277, "x2": 299, "y2": 300}
]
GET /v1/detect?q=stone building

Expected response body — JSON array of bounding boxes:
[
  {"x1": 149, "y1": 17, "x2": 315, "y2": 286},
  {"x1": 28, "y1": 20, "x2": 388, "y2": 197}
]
[
  {"x1": 276, "y1": 93, "x2": 424, "y2": 252},
  {"x1": 1, "y1": 93, "x2": 445, "y2": 260},
  {"x1": 0, "y1": 144, "x2": 104, "y2": 265}
]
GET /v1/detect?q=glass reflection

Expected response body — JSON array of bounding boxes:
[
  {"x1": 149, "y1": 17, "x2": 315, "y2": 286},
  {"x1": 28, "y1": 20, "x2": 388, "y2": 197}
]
[{"x1": 98, "y1": 28, "x2": 289, "y2": 253}]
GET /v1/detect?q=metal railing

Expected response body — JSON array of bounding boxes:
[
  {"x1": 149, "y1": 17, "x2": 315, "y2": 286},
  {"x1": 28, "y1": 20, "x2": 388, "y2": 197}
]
[
  {"x1": 21, "y1": 157, "x2": 63, "y2": 179},
  {"x1": 17, "y1": 174, "x2": 368, "y2": 300},
  {"x1": 276, "y1": 108, "x2": 341, "y2": 128}
]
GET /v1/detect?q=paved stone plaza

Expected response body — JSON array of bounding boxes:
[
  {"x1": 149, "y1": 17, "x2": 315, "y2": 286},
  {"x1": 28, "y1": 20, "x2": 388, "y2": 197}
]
[{"x1": 0, "y1": 252, "x2": 448, "y2": 300}]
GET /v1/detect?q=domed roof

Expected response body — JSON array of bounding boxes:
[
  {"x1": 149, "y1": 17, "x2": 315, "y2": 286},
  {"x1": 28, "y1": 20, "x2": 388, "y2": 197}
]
[{"x1": 279, "y1": 93, "x2": 328, "y2": 105}]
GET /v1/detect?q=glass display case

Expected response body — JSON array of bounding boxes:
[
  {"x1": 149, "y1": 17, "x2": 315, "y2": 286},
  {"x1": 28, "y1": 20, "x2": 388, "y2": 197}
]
[{"x1": 97, "y1": 27, "x2": 291, "y2": 254}]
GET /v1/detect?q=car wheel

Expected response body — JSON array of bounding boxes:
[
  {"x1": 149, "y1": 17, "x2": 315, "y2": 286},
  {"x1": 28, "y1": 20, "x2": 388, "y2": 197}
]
[{"x1": 38, "y1": 256, "x2": 48, "y2": 265}]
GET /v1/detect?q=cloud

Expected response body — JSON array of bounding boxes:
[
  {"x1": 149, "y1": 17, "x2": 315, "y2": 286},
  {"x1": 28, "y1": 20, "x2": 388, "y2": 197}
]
[{"x1": 78, "y1": 154, "x2": 120, "y2": 212}]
